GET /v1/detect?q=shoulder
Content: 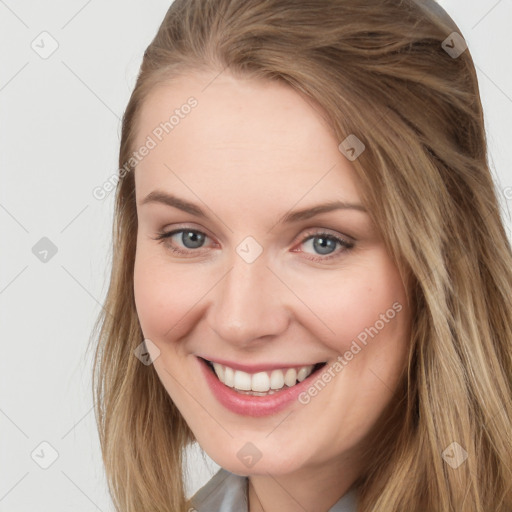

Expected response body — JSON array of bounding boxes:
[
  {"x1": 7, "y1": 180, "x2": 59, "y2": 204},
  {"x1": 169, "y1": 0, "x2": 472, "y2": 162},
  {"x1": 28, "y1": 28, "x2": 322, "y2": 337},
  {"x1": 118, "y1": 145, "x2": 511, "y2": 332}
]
[{"x1": 190, "y1": 468, "x2": 249, "y2": 512}]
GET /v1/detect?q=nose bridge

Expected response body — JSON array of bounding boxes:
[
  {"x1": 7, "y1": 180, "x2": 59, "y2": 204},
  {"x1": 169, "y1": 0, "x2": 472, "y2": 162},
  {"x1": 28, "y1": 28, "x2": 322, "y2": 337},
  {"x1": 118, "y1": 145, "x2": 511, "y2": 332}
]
[{"x1": 207, "y1": 250, "x2": 288, "y2": 344}]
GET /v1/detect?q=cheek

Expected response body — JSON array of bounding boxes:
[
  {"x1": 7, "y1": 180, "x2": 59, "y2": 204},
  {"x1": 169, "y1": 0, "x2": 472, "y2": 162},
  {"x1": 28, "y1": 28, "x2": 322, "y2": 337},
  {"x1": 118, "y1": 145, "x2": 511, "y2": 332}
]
[
  {"x1": 133, "y1": 244, "x2": 204, "y2": 341},
  {"x1": 294, "y1": 258, "x2": 407, "y2": 354}
]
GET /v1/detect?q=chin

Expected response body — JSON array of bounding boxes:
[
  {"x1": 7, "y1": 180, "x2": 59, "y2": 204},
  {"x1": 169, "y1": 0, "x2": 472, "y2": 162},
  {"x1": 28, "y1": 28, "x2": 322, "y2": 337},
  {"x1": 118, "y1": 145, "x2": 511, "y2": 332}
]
[{"x1": 203, "y1": 441, "x2": 311, "y2": 477}]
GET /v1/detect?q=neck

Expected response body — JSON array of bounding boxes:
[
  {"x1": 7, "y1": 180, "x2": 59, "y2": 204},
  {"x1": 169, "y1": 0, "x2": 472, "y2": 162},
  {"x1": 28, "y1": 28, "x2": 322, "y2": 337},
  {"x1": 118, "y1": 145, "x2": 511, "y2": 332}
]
[{"x1": 246, "y1": 456, "x2": 360, "y2": 512}]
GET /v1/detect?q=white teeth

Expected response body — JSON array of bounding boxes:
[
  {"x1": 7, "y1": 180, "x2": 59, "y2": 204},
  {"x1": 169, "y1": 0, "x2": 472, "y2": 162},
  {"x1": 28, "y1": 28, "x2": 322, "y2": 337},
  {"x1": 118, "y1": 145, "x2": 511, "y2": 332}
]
[
  {"x1": 297, "y1": 367, "x2": 311, "y2": 382},
  {"x1": 284, "y1": 368, "x2": 297, "y2": 387},
  {"x1": 252, "y1": 372, "x2": 270, "y2": 392},
  {"x1": 210, "y1": 362, "x2": 316, "y2": 393},
  {"x1": 212, "y1": 362, "x2": 224, "y2": 382},
  {"x1": 234, "y1": 370, "x2": 252, "y2": 391},
  {"x1": 224, "y1": 366, "x2": 235, "y2": 388},
  {"x1": 270, "y1": 369, "x2": 284, "y2": 390}
]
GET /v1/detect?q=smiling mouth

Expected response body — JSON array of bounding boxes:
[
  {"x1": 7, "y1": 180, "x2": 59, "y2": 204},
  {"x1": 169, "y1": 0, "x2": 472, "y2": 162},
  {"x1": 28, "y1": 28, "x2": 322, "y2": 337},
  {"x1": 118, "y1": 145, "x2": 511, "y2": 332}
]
[{"x1": 201, "y1": 357, "x2": 327, "y2": 396}]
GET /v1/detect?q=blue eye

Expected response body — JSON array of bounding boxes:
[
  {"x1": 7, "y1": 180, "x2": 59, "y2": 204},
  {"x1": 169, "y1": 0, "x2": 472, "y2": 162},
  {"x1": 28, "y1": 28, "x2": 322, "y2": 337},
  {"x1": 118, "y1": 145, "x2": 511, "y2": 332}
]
[
  {"x1": 300, "y1": 232, "x2": 353, "y2": 259},
  {"x1": 171, "y1": 230, "x2": 206, "y2": 249},
  {"x1": 153, "y1": 229, "x2": 213, "y2": 255},
  {"x1": 153, "y1": 228, "x2": 354, "y2": 262}
]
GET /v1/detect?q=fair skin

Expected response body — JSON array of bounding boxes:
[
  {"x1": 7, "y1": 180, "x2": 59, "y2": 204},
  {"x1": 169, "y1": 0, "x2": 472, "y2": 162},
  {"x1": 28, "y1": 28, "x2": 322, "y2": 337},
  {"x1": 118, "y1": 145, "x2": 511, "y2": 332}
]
[{"x1": 132, "y1": 69, "x2": 411, "y2": 512}]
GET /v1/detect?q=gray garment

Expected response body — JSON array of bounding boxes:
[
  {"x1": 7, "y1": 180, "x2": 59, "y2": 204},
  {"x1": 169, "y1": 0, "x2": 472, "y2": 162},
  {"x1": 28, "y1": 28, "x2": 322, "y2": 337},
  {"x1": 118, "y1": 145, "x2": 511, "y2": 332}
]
[{"x1": 191, "y1": 468, "x2": 358, "y2": 512}]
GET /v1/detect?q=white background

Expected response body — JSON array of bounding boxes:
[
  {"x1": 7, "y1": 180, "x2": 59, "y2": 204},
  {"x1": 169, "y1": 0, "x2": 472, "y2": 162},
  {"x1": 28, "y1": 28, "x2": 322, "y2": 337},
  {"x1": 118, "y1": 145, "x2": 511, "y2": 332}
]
[{"x1": 0, "y1": 0, "x2": 510, "y2": 510}]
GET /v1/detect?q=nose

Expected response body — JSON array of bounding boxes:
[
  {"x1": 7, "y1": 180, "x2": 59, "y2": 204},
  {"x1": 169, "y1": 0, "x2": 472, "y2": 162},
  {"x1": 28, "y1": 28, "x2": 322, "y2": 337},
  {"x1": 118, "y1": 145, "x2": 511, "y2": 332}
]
[{"x1": 206, "y1": 251, "x2": 290, "y2": 346}]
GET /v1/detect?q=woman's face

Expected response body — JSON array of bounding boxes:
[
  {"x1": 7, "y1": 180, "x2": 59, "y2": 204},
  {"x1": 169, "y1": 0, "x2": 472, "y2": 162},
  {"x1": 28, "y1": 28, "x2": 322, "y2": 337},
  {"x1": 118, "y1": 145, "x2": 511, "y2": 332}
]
[{"x1": 133, "y1": 70, "x2": 411, "y2": 477}]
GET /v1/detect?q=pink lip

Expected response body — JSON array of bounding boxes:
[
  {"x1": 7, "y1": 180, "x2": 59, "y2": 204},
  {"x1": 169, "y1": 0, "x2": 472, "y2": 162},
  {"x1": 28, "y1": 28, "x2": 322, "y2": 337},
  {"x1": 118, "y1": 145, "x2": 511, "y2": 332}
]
[
  {"x1": 198, "y1": 356, "x2": 323, "y2": 373},
  {"x1": 197, "y1": 356, "x2": 324, "y2": 417}
]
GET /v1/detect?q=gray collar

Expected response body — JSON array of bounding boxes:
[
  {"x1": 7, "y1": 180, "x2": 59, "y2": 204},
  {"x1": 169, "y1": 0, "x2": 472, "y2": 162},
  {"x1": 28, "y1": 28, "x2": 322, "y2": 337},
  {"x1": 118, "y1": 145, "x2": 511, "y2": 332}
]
[{"x1": 191, "y1": 468, "x2": 358, "y2": 512}]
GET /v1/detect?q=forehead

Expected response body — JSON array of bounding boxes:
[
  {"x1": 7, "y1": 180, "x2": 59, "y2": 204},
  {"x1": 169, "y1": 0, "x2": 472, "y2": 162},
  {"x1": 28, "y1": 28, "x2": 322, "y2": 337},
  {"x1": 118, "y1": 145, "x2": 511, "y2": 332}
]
[{"x1": 133, "y1": 70, "x2": 363, "y2": 212}]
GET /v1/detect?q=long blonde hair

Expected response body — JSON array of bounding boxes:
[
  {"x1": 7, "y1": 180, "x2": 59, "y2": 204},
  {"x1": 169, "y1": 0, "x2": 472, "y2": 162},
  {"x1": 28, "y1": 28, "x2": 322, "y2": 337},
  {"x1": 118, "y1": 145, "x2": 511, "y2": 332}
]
[{"x1": 90, "y1": 1, "x2": 512, "y2": 510}]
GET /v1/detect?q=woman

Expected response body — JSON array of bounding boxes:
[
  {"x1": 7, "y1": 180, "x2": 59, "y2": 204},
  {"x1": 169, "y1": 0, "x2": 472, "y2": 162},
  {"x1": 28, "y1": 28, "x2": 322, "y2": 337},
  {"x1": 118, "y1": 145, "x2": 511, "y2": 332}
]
[{"x1": 90, "y1": 0, "x2": 512, "y2": 510}]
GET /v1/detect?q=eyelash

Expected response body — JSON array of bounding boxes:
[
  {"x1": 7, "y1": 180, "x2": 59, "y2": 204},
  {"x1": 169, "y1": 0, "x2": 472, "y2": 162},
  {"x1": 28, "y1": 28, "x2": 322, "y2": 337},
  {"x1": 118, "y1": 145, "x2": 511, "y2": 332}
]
[{"x1": 152, "y1": 227, "x2": 355, "y2": 263}]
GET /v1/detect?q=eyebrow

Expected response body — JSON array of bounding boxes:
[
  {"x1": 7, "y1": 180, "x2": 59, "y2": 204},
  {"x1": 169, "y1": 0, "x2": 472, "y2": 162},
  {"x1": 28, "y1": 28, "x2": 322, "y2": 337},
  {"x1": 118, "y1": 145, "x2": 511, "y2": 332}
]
[{"x1": 139, "y1": 190, "x2": 368, "y2": 224}]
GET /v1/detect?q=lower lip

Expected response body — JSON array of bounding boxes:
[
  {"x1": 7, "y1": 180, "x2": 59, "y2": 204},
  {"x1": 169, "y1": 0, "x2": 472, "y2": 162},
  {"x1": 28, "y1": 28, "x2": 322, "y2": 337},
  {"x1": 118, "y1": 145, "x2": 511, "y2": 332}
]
[{"x1": 197, "y1": 357, "x2": 324, "y2": 417}]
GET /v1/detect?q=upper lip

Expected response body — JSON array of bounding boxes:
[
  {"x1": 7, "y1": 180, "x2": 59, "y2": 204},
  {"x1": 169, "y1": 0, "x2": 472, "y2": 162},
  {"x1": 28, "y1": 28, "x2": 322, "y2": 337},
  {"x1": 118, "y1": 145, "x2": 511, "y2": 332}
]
[{"x1": 199, "y1": 356, "x2": 326, "y2": 373}]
